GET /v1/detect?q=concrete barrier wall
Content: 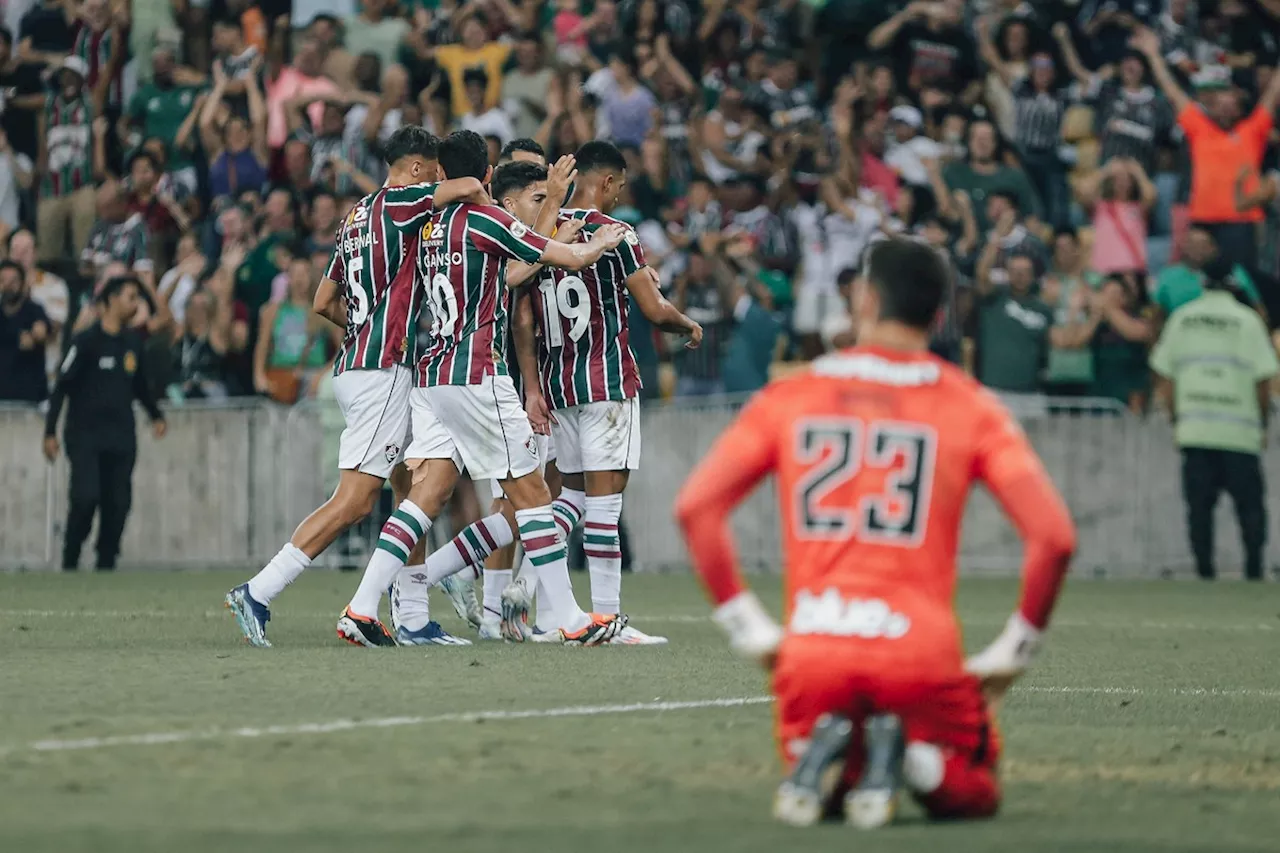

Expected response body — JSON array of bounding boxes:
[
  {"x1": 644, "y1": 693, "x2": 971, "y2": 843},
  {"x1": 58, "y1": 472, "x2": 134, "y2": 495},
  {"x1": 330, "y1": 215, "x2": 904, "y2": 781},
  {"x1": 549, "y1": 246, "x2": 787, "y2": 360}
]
[{"x1": 1, "y1": 398, "x2": 1272, "y2": 577}]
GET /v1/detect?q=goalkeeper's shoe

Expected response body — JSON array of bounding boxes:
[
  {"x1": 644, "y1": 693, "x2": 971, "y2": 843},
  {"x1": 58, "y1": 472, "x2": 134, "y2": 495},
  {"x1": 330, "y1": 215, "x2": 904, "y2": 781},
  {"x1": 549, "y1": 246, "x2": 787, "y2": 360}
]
[
  {"x1": 225, "y1": 584, "x2": 271, "y2": 648},
  {"x1": 773, "y1": 713, "x2": 853, "y2": 826},
  {"x1": 440, "y1": 572, "x2": 483, "y2": 629},
  {"x1": 499, "y1": 577, "x2": 534, "y2": 643},
  {"x1": 560, "y1": 612, "x2": 627, "y2": 646},
  {"x1": 530, "y1": 626, "x2": 562, "y2": 644},
  {"x1": 478, "y1": 610, "x2": 503, "y2": 641},
  {"x1": 336, "y1": 608, "x2": 396, "y2": 648},
  {"x1": 845, "y1": 714, "x2": 905, "y2": 830},
  {"x1": 610, "y1": 624, "x2": 669, "y2": 646},
  {"x1": 395, "y1": 621, "x2": 472, "y2": 646}
]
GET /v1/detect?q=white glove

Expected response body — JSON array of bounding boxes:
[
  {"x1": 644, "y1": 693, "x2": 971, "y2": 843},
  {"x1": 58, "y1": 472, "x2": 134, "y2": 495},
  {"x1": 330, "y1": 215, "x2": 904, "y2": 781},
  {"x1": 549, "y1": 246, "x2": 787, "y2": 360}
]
[
  {"x1": 965, "y1": 613, "x2": 1042, "y2": 681},
  {"x1": 712, "y1": 591, "x2": 783, "y2": 661}
]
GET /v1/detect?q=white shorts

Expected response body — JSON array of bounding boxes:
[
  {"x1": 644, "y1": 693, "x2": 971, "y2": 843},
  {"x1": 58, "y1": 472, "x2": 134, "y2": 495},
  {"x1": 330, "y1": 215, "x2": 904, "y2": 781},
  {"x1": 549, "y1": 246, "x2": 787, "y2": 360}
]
[
  {"x1": 551, "y1": 397, "x2": 641, "y2": 475},
  {"x1": 405, "y1": 386, "x2": 464, "y2": 469},
  {"x1": 332, "y1": 365, "x2": 413, "y2": 480},
  {"x1": 410, "y1": 375, "x2": 540, "y2": 481},
  {"x1": 490, "y1": 433, "x2": 556, "y2": 502}
]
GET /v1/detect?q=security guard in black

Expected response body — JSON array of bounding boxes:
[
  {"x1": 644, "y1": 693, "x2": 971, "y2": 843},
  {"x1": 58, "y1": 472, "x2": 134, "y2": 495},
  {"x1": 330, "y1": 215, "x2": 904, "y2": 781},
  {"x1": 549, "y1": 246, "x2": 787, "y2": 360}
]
[{"x1": 44, "y1": 276, "x2": 167, "y2": 570}]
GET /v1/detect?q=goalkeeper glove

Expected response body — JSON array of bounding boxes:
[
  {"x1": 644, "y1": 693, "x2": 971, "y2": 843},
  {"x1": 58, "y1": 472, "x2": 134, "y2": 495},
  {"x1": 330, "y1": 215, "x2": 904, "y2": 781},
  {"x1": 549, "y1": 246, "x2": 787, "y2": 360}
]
[
  {"x1": 965, "y1": 612, "x2": 1042, "y2": 687},
  {"x1": 712, "y1": 591, "x2": 783, "y2": 664}
]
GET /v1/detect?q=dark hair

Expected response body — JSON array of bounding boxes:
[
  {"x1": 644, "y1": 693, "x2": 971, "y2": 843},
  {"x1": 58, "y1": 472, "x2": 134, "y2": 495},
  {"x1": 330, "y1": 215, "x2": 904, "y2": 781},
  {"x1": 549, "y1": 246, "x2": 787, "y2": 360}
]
[
  {"x1": 212, "y1": 16, "x2": 240, "y2": 31},
  {"x1": 491, "y1": 161, "x2": 549, "y2": 204},
  {"x1": 1187, "y1": 221, "x2": 1217, "y2": 240},
  {"x1": 383, "y1": 125, "x2": 439, "y2": 167},
  {"x1": 574, "y1": 140, "x2": 628, "y2": 176},
  {"x1": 98, "y1": 275, "x2": 141, "y2": 305},
  {"x1": 1202, "y1": 256, "x2": 1235, "y2": 289},
  {"x1": 835, "y1": 266, "x2": 859, "y2": 286},
  {"x1": 988, "y1": 189, "x2": 1020, "y2": 212},
  {"x1": 463, "y1": 67, "x2": 489, "y2": 88},
  {"x1": 499, "y1": 137, "x2": 546, "y2": 163},
  {"x1": 863, "y1": 239, "x2": 949, "y2": 330},
  {"x1": 1054, "y1": 225, "x2": 1079, "y2": 243},
  {"x1": 438, "y1": 130, "x2": 490, "y2": 180},
  {"x1": 0, "y1": 27, "x2": 12, "y2": 49},
  {"x1": 128, "y1": 150, "x2": 160, "y2": 173},
  {"x1": 0, "y1": 258, "x2": 23, "y2": 284}
]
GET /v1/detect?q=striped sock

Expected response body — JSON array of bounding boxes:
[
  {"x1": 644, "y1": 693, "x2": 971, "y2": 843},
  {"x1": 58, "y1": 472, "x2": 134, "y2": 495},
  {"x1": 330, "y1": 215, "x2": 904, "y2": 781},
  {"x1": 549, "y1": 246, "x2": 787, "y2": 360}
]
[
  {"x1": 348, "y1": 500, "x2": 431, "y2": 619},
  {"x1": 421, "y1": 513, "x2": 514, "y2": 586},
  {"x1": 552, "y1": 489, "x2": 586, "y2": 540},
  {"x1": 516, "y1": 506, "x2": 588, "y2": 633},
  {"x1": 584, "y1": 494, "x2": 624, "y2": 614}
]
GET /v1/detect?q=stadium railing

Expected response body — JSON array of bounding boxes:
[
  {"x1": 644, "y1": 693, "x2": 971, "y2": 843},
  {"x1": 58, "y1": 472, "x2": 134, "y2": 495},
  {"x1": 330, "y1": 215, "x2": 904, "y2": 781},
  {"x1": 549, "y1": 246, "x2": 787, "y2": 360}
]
[{"x1": 0, "y1": 397, "x2": 1272, "y2": 577}]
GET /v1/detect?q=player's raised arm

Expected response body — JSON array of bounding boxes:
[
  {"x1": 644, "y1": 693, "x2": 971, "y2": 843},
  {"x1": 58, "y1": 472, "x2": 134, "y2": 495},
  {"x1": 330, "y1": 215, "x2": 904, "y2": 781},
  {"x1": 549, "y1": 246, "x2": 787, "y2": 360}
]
[
  {"x1": 965, "y1": 397, "x2": 1076, "y2": 697},
  {"x1": 538, "y1": 222, "x2": 627, "y2": 272},
  {"x1": 674, "y1": 392, "x2": 783, "y2": 666}
]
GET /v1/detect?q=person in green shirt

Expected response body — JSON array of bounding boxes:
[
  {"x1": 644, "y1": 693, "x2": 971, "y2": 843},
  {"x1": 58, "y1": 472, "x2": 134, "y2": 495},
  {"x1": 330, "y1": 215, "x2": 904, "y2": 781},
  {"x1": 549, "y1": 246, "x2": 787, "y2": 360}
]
[
  {"x1": 1149, "y1": 258, "x2": 1278, "y2": 580},
  {"x1": 1153, "y1": 225, "x2": 1264, "y2": 321},
  {"x1": 1041, "y1": 227, "x2": 1103, "y2": 394},
  {"x1": 123, "y1": 46, "x2": 203, "y2": 183},
  {"x1": 942, "y1": 119, "x2": 1043, "y2": 233},
  {"x1": 973, "y1": 248, "x2": 1054, "y2": 394}
]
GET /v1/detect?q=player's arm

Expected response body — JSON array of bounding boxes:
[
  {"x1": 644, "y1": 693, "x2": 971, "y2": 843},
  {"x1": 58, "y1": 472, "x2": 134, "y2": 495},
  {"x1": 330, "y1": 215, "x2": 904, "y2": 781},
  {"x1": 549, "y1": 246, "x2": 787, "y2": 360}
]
[
  {"x1": 313, "y1": 275, "x2": 346, "y2": 328},
  {"x1": 512, "y1": 291, "x2": 553, "y2": 434},
  {"x1": 674, "y1": 393, "x2": 783, "y2": 666},
  {"x1": 508, "y1": 156, "x2": 579, "y2": 287},
  {"x1": 965, "y1": 401, "x2": 1077, "y2": 696},
  {"x1": 625, "y1": 266, "x2": 703, "y2": 346},
  {"x1": 431, "y1": 177, "x2": 487, "y2": 206},
  {"x1": 536, "y1": 223, "x2": 628, "y2": 272}
]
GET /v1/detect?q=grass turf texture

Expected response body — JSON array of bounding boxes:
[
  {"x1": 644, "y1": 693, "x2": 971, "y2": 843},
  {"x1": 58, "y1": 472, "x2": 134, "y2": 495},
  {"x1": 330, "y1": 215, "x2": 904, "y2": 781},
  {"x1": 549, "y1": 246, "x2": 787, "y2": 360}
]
[{"x1": 1, "y1": 572, "x2": 1278, "y2": 853}]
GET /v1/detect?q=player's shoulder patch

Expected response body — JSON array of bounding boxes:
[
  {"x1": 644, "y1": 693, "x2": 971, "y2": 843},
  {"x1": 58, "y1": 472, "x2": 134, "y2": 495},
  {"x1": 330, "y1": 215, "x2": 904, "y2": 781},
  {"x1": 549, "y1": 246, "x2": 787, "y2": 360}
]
[{"x1": 509, "y1": 219, "x2": 529, "y2": 238}]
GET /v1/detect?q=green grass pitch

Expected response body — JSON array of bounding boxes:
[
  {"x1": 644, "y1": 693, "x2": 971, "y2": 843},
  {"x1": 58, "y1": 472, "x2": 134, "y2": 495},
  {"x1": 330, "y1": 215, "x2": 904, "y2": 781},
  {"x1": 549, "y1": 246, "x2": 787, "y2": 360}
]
[{"x1": 1, "y1": 571, "x2": 1278, "y2": 852}]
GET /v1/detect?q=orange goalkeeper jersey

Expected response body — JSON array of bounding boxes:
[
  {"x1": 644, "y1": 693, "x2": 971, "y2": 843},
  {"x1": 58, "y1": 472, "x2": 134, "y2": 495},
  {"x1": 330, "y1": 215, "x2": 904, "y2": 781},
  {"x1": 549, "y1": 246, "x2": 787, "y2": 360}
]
[{"x1": 677, "y1": 345, "x2": 1073, "y2": 682}]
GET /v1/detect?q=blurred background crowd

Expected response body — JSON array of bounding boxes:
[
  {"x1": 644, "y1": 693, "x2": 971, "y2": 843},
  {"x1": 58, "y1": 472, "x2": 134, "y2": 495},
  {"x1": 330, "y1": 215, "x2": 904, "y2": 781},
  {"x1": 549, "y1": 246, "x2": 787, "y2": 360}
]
[{"x1": 2, "y1": 0, "x2": 1280, "y2": 413}]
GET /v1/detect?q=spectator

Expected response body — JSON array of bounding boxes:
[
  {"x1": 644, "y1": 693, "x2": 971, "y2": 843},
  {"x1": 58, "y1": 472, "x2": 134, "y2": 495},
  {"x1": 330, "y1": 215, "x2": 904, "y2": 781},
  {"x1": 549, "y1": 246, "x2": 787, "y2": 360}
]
[
  {"x1": 973, "y1": 251, "x2": 1054, "y2": 395},
  {"x1": 71, "y1": 0, "x2": 126, "y2": 116},
  {"x1": 265, "y1": 38, "x2": 340, "y2": 150},
  {"x1": 158, "y1": 232, "x2": 205, "y2": 327},
  {"x1": 1042, "y1": 228, "x2": 1103, "y2": 396},
  {"x1": 1076, "y1": 156, "x2": 1157, "y2": 275},
  {"x1": 0, "y1": 26, "x2": 47, "y2": 161},
  {"x1": 342, "y1": 0, "x2": 409, "y2": 72},
  {"x1": 460, "y1": 68, "x2": 514, "y2": 147},
  {"x1": 287, "y1": 94, "x2": 380, "y2": 197},
  {"x1": 867, "y1": 0, "x2": 980, "y2": 108},
  {"x1": 1090, "y1": 43, "x2": 1173, "y2": 174},
  {"x1": 1134, "y1": 27, "x2": 1280, "y2": 277},
  {"x1": 749, "y1": 50, "x2": 816, "y2": 133},
  {"x1": 714, "y1": 236, "x2": 781, "y2": 394},
  {"x1": 434, "y1": 14, "x2": 510, "y2": 120},
  {"x1": 942, "y1": 118, "x2": 1043, "y2": 232},
  {"x1": 37, "y1": 56, "x2": 99, "y2": 263},
  {"x1": 696, "y1": 82, "x2": 767, "y2": 185},
  {"x1": 304, "y1": 191, "x2": 339, "y2": 257},
  {"x1": 123, "y1": 44, "x2": 203, "y2": 194},
  {"x1": 884, "y1": 105, "x2": 941, "y2": 189},
  {"x1": 306, "y1": 14, "x2": 356, "y2": 90},
  {"x1": 503, "y1": 31, "x2": 554, "y2": 142},
  {"x1": 598, "y1": 54, "x2": 657, "y2": 148},
  {"x1": 236, "y1": 188, "x2": 297, "y2": 321},
  {"x1": 1153, "y1": 224, "x2": 1264, "y2": 320},
  {"x1": 1150, "y1": 257, "x2": 1277, "y2": 580},
  {"x1": 978, "y1": 192, "x2": 1049, "y2": 288},
  {"x1": 212, "y1": 16, "x2": 260, "y2": 93},
  {"x1": 670, "y1": 250, "x2": 725, "y2": 396},
  {"x1": 1087, "y1": 274, "x2": 1153, "y2": 411},
  {"x1": 10, "y1": 228, "x2": 67, "y2": 385},
  {"x1": 0, "y1": 258, "x2": 49, "y2": 401},
  {"x1": 169, "y1": 289, "x2": 233, "y2": 401},
  {"x1": 126, "y1": 150, "x2": 190, "y2": 267},
  {"x1": 19, "y1": 0, "x2": 77, "y2": 61},
  {"x1": 252, "y1": 256, "x2": 338, "y2": 404},
  {"x1": 82, "y1": 178, "x2": 153, "y2": 287},
  {"x1": 0, "y1": 127, "x2": 32, "y2": 233},
  {"x1": 200, "y1": 60, "x2": 269, "y2": 203}
]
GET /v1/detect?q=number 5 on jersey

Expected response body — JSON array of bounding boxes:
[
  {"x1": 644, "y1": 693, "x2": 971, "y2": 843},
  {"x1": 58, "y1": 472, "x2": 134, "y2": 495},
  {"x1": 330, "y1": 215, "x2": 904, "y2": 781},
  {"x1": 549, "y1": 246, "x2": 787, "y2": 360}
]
[
  {"x1": 794, "y1": 418, "x2": 938, "y2": 545},
  {"x1": 538, "y1": 275, "x2": 590, "y2": 347},
  {"x1": 347, "y1": 257, "x2": 370, "y2": 326}
]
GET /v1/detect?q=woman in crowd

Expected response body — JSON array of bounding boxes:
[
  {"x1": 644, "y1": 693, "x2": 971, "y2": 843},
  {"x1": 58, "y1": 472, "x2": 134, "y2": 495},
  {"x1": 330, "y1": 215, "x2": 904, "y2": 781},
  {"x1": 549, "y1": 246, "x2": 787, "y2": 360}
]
[
  {"x1": 1077, "y1": 156, "x2": 1158, "y2": 277},
  {"x1": 252, "y1": 255, "x2": 338, "y2": 405}
]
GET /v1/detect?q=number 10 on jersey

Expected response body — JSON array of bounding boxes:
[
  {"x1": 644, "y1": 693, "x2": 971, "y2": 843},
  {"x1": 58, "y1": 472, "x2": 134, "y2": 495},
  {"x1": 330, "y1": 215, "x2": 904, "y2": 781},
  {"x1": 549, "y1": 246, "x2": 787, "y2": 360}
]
[{"x1": 538, "y1": 275, "x2": 590, "y2": 347}]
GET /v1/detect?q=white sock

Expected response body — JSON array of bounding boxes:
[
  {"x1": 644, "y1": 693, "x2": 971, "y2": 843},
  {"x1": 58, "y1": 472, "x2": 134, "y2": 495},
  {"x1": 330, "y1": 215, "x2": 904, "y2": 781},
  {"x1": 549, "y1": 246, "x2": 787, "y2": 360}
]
[
  {"x1": 423, "y1": 513, "x2": 514, "y2": 586},
  {"x1": 552, "y1": 488, "x2": 585, "y2": 539},
  {"x1": 903, "y1": 742, "x2": 945, "y2": 793},
  {"x1": 517, "y1": 505, "x2": 587, "y2": 633},
  {"x1": 247, "y1": 543, "x2": 311, "y2": 605},
  {"x1": 482, "y1": 569, "x2": 512, "y2": 618},
  {"x1": 348, "y1": 500, "x2": 431, "y2": 619},
  {"x1": 584, "y1": 494, "x2": 624, "y2": 613},
  {"x1": 531, "y1": 553, "x2": 558, "y2": 632},
  {"x1": 394, "y1": 565, "x2": 432, "y2": 632}
]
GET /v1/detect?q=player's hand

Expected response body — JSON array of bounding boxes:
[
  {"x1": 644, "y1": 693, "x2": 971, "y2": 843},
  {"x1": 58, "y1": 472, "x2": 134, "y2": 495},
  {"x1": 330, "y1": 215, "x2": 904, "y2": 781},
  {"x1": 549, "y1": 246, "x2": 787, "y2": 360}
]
[
  {"x1": 42, "y1": 435, "x2": 58, "y2": 462},
  {"x1": 152, "y1": 420, "x2": 167, "y2": 440},
  {"x1": 684, "y1": 321, "x2": 704, "y2": 349},
  {"x1": 525, "y1": 392, "x2": 555, "y2": 435},
  {"x1": 964, "y1": 613, "x2": 1042, "y2": 705},
  {"x1": 591, "y1": 223, "x2": 628, "y2": 250},
  {"x1": 555, "y1": 218, "x2": 586, "y2": 244},
  {"x1": 547, "y1": 155, "x2": 577, "y2": 205}
]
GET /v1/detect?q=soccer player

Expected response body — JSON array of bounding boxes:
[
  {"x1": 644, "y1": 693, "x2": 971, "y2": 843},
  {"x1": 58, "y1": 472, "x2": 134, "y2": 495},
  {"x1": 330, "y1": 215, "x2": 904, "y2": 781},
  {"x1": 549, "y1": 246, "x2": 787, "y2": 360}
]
[
  {"x1": 498, "y1": 138, "x2": 547, "y2": 165},
  {"x1": 675, "y1": 239, "x2": 1076, "y2": 828},
  {"x1": 224, "y1": 127, "x2": 511, "y2": 648},
  {"x1": 526, "y1": 140, "x2": 703, "y2": 644},
  {"x1": 337, "y1": 130, "x2": 629, "y2": 648}
]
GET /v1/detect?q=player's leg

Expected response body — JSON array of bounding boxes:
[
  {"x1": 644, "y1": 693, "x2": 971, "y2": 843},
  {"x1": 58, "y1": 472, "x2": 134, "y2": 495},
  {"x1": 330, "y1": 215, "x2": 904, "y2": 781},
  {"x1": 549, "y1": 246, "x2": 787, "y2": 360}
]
[
  {"x1": 577, "y1": 397, "x2": 659, "y2": 644},
  {"x1": 227, "y1": 367, "x2": 410, "y2": 647},
  {"x1": 477, "y1": 492, "x2": 518, "y2": 639},
  {"x1": 337, "y1": 385, "x2": 464, "y2": 647},
  {"x1": 898, "y1": 677, "x2": 1001, "y2": 822}
]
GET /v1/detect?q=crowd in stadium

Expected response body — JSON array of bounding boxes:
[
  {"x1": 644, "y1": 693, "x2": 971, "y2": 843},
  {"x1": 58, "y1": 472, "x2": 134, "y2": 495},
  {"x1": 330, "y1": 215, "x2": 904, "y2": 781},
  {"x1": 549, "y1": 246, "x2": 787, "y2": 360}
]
[{"x1": 1, "y1": 0, "x2": 1279, "y2": 412}]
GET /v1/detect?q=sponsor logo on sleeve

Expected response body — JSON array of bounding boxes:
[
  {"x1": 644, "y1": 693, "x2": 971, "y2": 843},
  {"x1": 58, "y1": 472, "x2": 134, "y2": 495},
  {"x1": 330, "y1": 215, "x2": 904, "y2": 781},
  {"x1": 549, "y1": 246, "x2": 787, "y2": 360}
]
[
  {"x1": 623, "y1": 228, "x2": 639, "y2": 246},
  {"x1": 509, "y1": 220, "x2": 529, "y2": 239}
]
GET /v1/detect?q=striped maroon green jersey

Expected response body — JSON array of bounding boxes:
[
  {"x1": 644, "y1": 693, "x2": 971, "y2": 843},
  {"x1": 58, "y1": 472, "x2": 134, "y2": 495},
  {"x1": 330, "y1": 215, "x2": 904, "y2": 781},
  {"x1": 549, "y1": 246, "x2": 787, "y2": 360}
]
[
  {"x1": 324, "y1": 183, "x2": 438, "y2": 375},
  {"x1": 531, "y1": 209, "x2": 646, "y2": 409},
  {"x1": 416, "y1": 204, "x2": 550, "y2": 387}
]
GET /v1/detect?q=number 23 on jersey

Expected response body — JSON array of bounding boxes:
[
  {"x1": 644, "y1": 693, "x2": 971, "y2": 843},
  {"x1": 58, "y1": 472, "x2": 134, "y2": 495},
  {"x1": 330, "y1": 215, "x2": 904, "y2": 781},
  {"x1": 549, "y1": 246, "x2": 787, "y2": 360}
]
[{"x1": 793, "y1": 417, "x2": 938, "y2": 545}]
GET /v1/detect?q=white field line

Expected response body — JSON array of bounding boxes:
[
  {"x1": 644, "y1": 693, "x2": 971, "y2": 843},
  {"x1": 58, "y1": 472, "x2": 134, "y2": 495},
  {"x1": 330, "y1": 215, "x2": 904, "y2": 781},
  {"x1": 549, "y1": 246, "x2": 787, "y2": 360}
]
[
  {"x1": 6, "y1": 685, "x2": 1280, "y2": 758},
  {"x1": 0, "y1": 609, "x2": 1276, "y2": 632}
]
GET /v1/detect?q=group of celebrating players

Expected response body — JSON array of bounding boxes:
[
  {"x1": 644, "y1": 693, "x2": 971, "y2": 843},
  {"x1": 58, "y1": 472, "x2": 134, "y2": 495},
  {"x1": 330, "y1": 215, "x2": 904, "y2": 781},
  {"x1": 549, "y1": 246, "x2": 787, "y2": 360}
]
[
  {"x1": 224, "y1": 123, "x2": 1079, "y2": 829},
  {"x1": 226, "y1": 127, "x2": 702, "y2": 649}
]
